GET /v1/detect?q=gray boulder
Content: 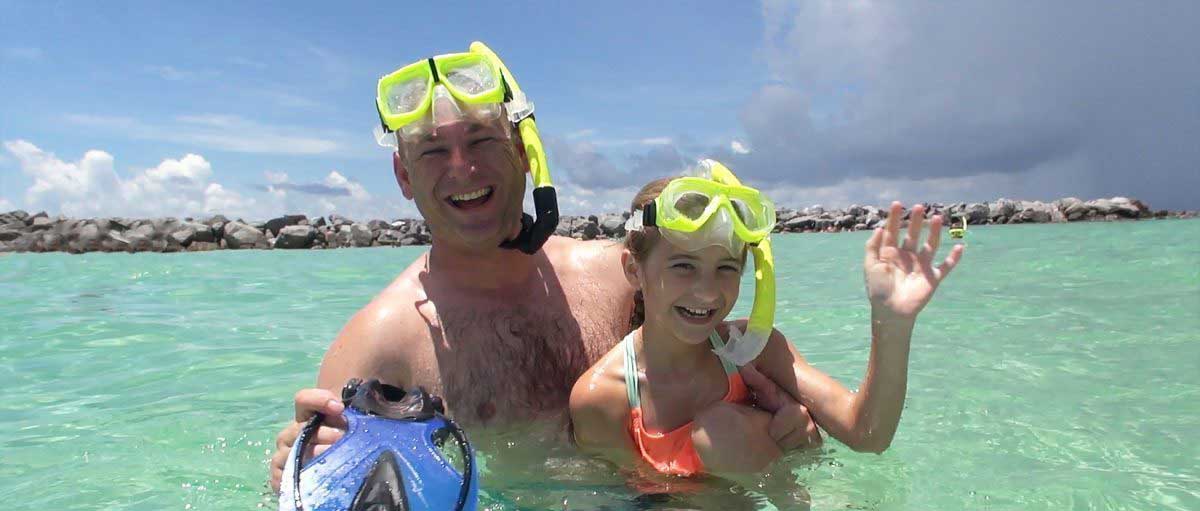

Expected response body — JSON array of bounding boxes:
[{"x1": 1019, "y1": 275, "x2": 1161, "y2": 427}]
[
  {"x1": 223, "y1": 221, "x2": 269, "y2": 249},
  {"x1": 1087, "y1": 198, "x2": 1116, "y2": 215},
  {"x1": 989, "y1": 199, "x2": 1017, "y2": 222},
  {"x1": 10, "y1": 233, "x2": 40, "y2": 252},
  {"x1": 68, "y1": 223, "x2": 106, "y2": 253},
  {"x1": 963, "y1": 203, "x2": 989, "y2": 224},
  {"x1": 579, "y1": 219, "x2": 601, "y2": 240},
  {"x1": 40, "y1": 232, "x2": 65, "y2": 252},
  {"x1": 0, "y1": 210, "x2": 29, "y2": 225},
  {"x1": 0, "y1": 229, "x2": 21, "y2": 242},
  {"x1": 1109, "y1": 197, "x2": 1144, "y2": 218},
  {"x1": 555, "y1": 216, "x2": 579, "y2": 237},
  {"x1": 329, "y1": 214, "x2": 353, "y2": 229},
  {"x1": 265, "y1": 215, "x2": 307, "y2": 237},
  {"x1": 202, "y1": 214, "x2": 229, "y2": 226},
  {"x1": 376, "y1": 229, "x2": 404, "y2": 246},
  {"x1": 342, "y1": 223, "x2": 374, "y2": 247},
  {"x1": 30, "y1": 216, "x2": 54, "y2": 231},
  {"x1": 784, "y1": 215, "x2": 817, "y2": 231},
  {"x1": 599, "y1": 214, "x2": 626, "y2": 238},
  {"x1": 275, "y1": 225, "x2": 317, "y2": 249}
]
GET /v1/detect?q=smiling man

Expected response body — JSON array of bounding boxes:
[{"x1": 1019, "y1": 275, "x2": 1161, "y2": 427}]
[
  {"x1": 267, "y1": 42, "x2": 639, "y2": 491},
  {"x1": 268, "y1": 42, "x2": 819, "y2": 492}
]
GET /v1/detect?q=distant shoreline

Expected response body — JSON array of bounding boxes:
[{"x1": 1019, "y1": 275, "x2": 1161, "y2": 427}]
[{"x1": 1, "y1": 197, "x2": 1195, "y2": 254}]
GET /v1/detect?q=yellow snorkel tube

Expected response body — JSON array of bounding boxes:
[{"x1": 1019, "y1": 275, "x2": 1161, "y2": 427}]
[
  {"x1": 375, "y1": 42, "x2": 558, "y2": 254},
  {"x1": 471, "y1": 42, "x2": 558, "y2": 254},
  {"x1": 706, "y1": 163, "x2": 777, "y2": 367}
]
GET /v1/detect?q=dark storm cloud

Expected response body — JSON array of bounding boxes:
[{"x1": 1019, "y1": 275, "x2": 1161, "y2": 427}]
[{"x1": 732, "y1": 1, "x2": 1200, "y2": 209}]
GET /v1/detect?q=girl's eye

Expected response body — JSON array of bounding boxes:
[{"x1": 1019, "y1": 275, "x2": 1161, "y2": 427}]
[
  {"x1": 671, "y1": 262, "x2": 695, "y2": 271},
  {"x1": 720, "y1": 265, "x2": 741, "y2": 272},
  {"x1": 470, "y1": 137, "x2": 497, "y2": 147},
  {"x1": 419, "y1": 147, "x2": 448, "y2": 158}
]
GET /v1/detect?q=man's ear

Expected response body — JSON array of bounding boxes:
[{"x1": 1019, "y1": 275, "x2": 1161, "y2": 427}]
[
  {"x1": 393, "y1": 151, "x2": 414, "y2": 200},
  {"x1": 621, "y1": 249, "x2": 642, "y2": 289}
]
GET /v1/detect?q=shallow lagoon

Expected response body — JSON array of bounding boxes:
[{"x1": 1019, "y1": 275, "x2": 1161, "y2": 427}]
[{"x1": 1, "y1": 220, "x2": 1197, "y2": 510}]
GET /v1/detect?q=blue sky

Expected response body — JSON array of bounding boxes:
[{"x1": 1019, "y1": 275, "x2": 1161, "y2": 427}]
[{"x1": 2, "y1": 1, "x2": 1197, "y2": 219}]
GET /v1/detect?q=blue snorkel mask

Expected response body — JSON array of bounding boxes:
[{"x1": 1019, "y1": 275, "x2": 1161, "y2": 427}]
[{"x1": 279, "y1": 379, "x2": 478, "y2": 511}]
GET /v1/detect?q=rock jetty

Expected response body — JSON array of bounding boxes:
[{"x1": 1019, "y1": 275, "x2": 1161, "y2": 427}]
[{"x1": 0, "y1": 197, "x2": 1193, "y2": 254}]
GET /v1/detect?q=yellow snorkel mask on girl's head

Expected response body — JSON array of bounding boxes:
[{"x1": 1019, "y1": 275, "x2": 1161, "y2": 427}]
[
  {"x1": 374, "y1": 42, "x2": 558, "y2": 255},
  {"x1": 624, "y1": 160, "x2": 779, "y2": 366}
]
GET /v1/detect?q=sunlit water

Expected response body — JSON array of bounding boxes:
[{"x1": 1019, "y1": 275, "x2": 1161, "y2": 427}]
[{"x1": 1, "y1": 220, "x2": 1197, "y2": 510}]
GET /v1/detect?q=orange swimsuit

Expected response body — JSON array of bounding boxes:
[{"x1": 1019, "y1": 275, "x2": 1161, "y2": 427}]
[{"x1": 623, "y1": 331, "x2": 751, "y2": 477}]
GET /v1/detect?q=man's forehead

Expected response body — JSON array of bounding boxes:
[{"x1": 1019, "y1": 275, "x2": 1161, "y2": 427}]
[{"x1": 404, "y1": 119, "x2": 506, "y2": 146}]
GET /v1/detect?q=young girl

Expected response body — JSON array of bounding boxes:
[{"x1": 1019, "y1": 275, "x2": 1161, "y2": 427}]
[{"x1": 569, "y1": 160, "x2": 964, "y2": 477}]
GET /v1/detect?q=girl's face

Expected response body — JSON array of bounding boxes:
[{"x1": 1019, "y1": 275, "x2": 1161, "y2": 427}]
[{"x1": 626, "y1": 237, "x2": 744, "y2": 344}]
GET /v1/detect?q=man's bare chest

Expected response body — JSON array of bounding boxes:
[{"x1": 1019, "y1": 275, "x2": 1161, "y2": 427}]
[{"x1": 409, "y1": 291, "x2": 628, "y2": 425}]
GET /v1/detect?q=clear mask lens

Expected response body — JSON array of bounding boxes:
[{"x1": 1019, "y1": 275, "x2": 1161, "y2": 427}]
[
  {"x1": 661, "y1": 207, "x2": 744, "y2": 257},
  {"x1": 384, "y1": 77, "x2": 429, "y2": 116},
  {"x1": 395, "y1": 85, "x2": 504, "y2": 142},
  {"x1": 441, "y1": 60, "x2": 497, "y2": 96}
]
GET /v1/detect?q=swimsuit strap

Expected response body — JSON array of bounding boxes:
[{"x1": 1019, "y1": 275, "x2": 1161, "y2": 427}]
[
  {"x1": 625, "y1": 329, "x2": 737, "y2": 410},
  {"x1": 622, "y1": 331, "x2": 640, "y2": 409}
]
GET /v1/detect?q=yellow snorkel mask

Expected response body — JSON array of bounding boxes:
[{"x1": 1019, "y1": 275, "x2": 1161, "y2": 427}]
[
  {"x1": 374, "y1": 42, "x2": 558, "y2": 255},
  {"x1": 625, "y1": 159, "x2": 778, "y2": 366}
]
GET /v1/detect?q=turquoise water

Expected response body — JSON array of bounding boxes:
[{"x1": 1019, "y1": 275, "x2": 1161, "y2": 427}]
[{"x1": 1, "y1": 220, "x2": 1198, "y2": 510}]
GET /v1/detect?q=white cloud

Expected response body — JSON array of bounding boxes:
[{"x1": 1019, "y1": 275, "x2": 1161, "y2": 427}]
[
  {"x1": 323, "y1": 171, "x2": 370, "y2": 200},
  {"x1": 566, "y1": 129, "x2": 596, "y2": 140},
  {"x1": 4, "y1": 139, "x2": 268, "y2": 218},
  {"x1": 0, "y1": 198, "x2": 14, "y2": 212},
  {"x1": 65, "y1": 114, "x2": 342, "y2": 155},
  {"x1": 731, "y1": 140, "x2": 750, "y2": 154},
  {"x1": 639, "y1": 137, "x2": 673, "y2": 146},
  {"x1": 2, "y1": 47, "x2": 42, "y2": 60},
  {"x1": 2, "y1": 139, "x2": 414, "y2": 220}
]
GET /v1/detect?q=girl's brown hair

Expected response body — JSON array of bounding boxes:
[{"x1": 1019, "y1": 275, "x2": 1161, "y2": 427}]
[{"x1": 625, "y1": 178, "x2": 672, "y2": 329}]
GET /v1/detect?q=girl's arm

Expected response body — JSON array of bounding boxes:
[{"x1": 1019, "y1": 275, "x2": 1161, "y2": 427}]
[
  {"x1": 749, "y1": 319, "x2": 911, "y2": 453},
  {"x1": 751, "y1": 203, "x2": 963, "y2": 453}
]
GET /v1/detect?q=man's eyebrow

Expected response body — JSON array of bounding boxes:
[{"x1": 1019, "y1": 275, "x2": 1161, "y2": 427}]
[{"x1": 467, "y1": 122, "x2": 502, "y2": 135}]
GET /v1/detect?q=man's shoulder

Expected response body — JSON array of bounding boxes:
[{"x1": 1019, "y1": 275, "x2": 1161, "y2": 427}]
[
  {"x1": 542, "y1": 236, "x2": 624, "y2": 274},
  {"x1": 334, "y1": 258, "x2": 433, "y2": 355}
]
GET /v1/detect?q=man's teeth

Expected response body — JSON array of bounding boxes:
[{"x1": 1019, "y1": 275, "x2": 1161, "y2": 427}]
[
  {"x1": 679, "y1": 307, "x2": 713, "y2": 318},
  {"x1": 451, "y1": 187, "x2": 491, "y2": 202}
]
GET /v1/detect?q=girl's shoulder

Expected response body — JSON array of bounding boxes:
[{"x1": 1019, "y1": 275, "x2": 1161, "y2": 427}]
[{"x1": 569, "y1": 343, "x2": 635, "y2": 450}]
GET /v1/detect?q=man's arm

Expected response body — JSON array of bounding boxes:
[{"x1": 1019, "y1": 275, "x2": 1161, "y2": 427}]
[{"x1": 268, "y1": 299, "x2": 414, "y2": 492}]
